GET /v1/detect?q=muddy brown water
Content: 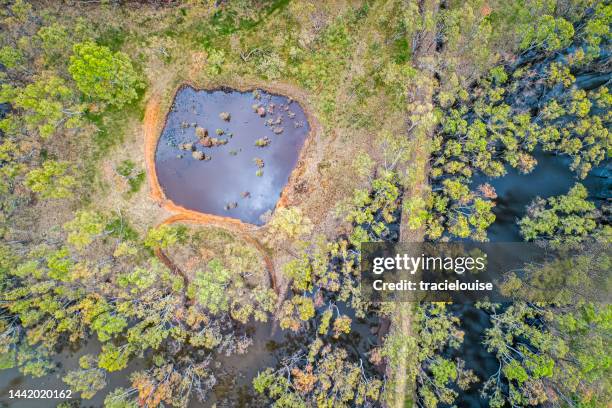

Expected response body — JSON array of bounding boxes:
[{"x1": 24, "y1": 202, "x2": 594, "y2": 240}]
[{"x1": 155, "y1": 86, "x2": 310, "y2": 225}]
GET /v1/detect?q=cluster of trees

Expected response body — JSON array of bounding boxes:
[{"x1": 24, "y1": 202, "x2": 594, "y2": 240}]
[
  {"x1": 519, "y1": 183, "x2": 610, "y2": 246},
  {"x1": 479, "y1": 247, "x2": 611, "y2": 407},
  {"x1": 0, "y1": 0, "x2": 144, "y2": 236},
  {"x1": 381, "y1": 303, "x2": 477, "y2": 407},
  {"x1": 409, "y1": 1, "x2": 611, "y2": 242},
  {"x1": 0, "y1": 211, "x2": 276, "y2": 406},
  {"x1": 254, "y1": 341, "x2": 382, "y2": 407}
]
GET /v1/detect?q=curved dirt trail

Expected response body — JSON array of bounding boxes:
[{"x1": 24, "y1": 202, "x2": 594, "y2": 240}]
[{"x1": 143, "y1": 94, "x2": 277, "y2": 292}]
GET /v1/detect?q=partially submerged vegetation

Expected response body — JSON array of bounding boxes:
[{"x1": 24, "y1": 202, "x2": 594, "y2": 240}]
[{"x1": 0, "y1": 1, "x2": 610, "y2": 407}]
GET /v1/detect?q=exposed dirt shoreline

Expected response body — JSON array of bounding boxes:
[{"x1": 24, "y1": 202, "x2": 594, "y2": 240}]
[{"x1": 143, "y1": 80, "x2": 322, "y2": 294}]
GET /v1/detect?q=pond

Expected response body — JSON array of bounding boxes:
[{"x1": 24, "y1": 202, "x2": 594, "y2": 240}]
[{"x1": 155, "y1": 86, "x2": 310, "y2": 225}]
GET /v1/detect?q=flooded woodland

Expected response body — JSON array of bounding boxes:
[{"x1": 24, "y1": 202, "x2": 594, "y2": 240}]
[{"x1": 0, "y1": 1, "x2": 610, "y2": 408}]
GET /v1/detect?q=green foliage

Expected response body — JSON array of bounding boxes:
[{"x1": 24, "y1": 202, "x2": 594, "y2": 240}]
[
  {"x1": 191, "y1": 259, "x2": 231, "y2": 314},
  {"x1": 62, "y1": 355, "x2": 107, "y2": 399},
  {"x1": 278, "y1": 296, "x2": 315, "y2": 332},
  {"x1": 282, "y1": 255, "x2": 312, "y2": 292},
  {"x1": 69, "y1": 41, "x2": 143, "y2": 108},
  {"x1": 520, "y1": 15, "x2": 575, "y2": 51},
  {"x1": 1, "y1": 74, "x2": 84, "y2": 138},
  {"x1": 518, "y1": 183, "x2": 608, "y2": 246},
  {"x1": 144, "y1": 224, "x2": 187, "y2": 250},
  {"x1": 265, "y1": 207, "x2": 313, "y2": 247},
  {"x1": 332, "y1": 314, "x2": 352, "y2": 338},
  {"x1": 0, "y1": 46, "x2": 24, "y2": 68},
  {"x1": 103, "y1": 388, "x2": 138, "y2": 408},
  {"x1": 36, "y1": 22, "x2": 72, "y2": 64},
  {"x1": 91, "y1": 312, "x2": 128, "y2": 343},
  {"x1": 46, "y1": 247, "x2": 74, "y2": 281},
  {"x1": 98, "y1": 344, "x2": 130, "y2": 372},
  {"x1": 581, "y1": 2, "x2": 611, "y2": 57},
  {"x1": 254, "y1": 342, "x2": 382, "y2": 407},
  {"x1": 24, "y1": 160, "x2": 76, "y2": 199},
  {"x1": 64, "y1": 210, "x2": 107, "y2": 250}
]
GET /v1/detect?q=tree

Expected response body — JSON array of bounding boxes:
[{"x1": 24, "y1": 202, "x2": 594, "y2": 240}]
[
  {"x1": 265, "y1": 207, "x2": 313, "y2": 247},
  {"x1": 103, "y1": 388, "x2": 138, "y2": 408},
  {"x1": 254, "y1": 342, "x2": 382, "y2": 407},
  {"x1": 69, "y1": 41, "x2": 143, "y2": 108},
  {"x1": 278, "y1": 296, "x2": 315, "y2": 332},
  {"x1": 0, "y1": 45, "x2": 24, "y2": 69},
  {"x1": 36, "y1": 22, "x2": 71, "y2": 65},
  {"x1": 381, "y1": 303, "x2": 477, "y2": 407},
  {"x1": 581, "y1": 2, "x2": 611, "y2": 58},
  {"x1": 130, "y1": 359, "x2": 216, "y2": 408},
  {"x1": 190, "y1": 259, "x2": 231, "y2": 314},
  {"x1": 144, "y1": 224, "x2": 187, "y2": 250},
  {"x1": 520, "y1": 15, "x2": 575, "y2": 52},
  {"x1": 0, "y1": 74, "x2": 84, "y2": 138},
  {"x1": 24, "y1": 160, "x2": 76, "y2": 199},
  {"x1": 64, "y1": 210, "x2": 107, "y2": 250},
  {"x1": 62, "y1": 355, "x2": 107, "y2": 399},
  {"x1": 98, "y1": 344, "x2": 130, "y2": 372},
  {"x1": 518, "y1": 183, "x2": 609, "y2": 246}
]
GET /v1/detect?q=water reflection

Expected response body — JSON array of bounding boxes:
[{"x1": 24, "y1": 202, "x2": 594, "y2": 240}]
[{"x1": 155, "y1": 86, "x2": 310, "y2": 225}]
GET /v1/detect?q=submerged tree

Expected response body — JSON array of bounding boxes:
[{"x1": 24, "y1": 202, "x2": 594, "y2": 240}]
[
  {"x1": 381, "y1": 303, "x2": 477, "y2": 408},
  {"x1": 479, "y1": 249, "x2": 611, "y2": 407},
  {"x1": 62, "y1": 355, "x2": 107, "y2": 399},
  {"x1": 254, "y1": 341, "x2": 382, "y2": 408},
  {"x1": 518, "y1": 183, "x2": 610, "y2": 246}
]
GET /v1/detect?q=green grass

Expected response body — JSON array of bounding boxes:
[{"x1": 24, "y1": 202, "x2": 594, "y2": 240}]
[
  {"x1": 106, "y1": 214, "x2": 139, "y2": 241},
  {"x1": 194, "y1": 0, "x2": 291, "y2": 49},
  {"x1": 96, "y1": 26, "x2": 127, "y2": 51},
  {"x1": 116, "y1": 159, "x2": 146, "y2": 196}
]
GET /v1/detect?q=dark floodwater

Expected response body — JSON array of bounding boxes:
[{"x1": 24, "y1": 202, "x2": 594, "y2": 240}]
[
  {"x1": 452, "y1": 152, "x2": 610, "y2": 407},
  {"x1": 474, "y1": 150, "x2": 610, "y2": 242},
  {"x1": 155, "y1": 86, "x2": 310, "y2": 225},
  {"x1": 0, "y1": 321, "x2": 282, "y2": 408},
  {"x1": 0, "y1": 338, "x2": 149, "y2": 408}
]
